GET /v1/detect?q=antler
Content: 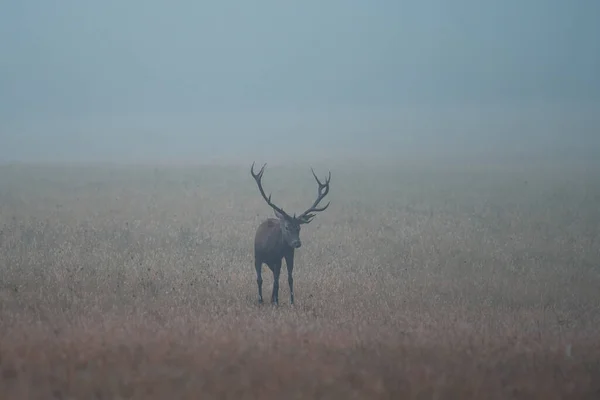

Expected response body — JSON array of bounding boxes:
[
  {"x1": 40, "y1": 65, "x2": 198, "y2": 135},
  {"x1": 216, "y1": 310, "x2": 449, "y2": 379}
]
[
  {"x1": 296, "y1": 168, "x2": 331, "y2": 224},
  {"x1": 251, "y1": 162, "x2": 293, "y2": 220}
]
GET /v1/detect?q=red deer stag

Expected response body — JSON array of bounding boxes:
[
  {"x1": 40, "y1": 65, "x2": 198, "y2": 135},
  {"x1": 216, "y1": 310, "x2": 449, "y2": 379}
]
[{"x1": 250, "y1": 162, "x2": 331, "y2": 305}]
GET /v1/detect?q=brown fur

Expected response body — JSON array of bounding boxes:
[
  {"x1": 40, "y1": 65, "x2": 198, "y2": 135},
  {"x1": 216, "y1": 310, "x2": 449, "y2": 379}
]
[
  {"x1": 255, "y1": 218, "x2": 287, "y2": 262},
  {"x1": 254, "y1": 217, "x2": 296, "y2": 305},
  {"x1": 250, "y1": 162, "x2": 331, "y2": 305}
]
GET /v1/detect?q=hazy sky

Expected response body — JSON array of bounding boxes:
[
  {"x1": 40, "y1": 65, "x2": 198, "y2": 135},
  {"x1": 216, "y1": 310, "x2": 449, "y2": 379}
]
[{"x1": 1, "y1": 1, "x2": 599, "y2": 163}]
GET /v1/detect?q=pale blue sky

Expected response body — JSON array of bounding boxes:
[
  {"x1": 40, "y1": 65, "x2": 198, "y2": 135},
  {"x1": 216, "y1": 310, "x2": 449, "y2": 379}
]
[{"x1": 1, "y1": 1, "x2": 599, "y2": 163}]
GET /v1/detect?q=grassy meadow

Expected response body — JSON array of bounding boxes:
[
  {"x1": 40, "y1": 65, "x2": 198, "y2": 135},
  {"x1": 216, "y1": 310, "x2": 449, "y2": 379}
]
[{"x1": 0, "y1": 159, "x2": 599, "y2": 399}]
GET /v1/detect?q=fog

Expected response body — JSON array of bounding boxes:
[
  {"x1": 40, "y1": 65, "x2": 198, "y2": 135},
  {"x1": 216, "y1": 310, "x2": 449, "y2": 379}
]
[{"x1": 1, "y1": 1, "x2": 599, "y2": 165}]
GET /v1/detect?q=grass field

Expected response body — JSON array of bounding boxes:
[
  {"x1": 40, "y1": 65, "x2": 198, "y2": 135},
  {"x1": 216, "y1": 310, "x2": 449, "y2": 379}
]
[{"x1": 0, "y1": 159, "x2": 599, "y2": 399}]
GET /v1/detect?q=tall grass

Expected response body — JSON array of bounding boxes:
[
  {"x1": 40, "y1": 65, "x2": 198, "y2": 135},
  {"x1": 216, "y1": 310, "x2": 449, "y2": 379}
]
[{"x1": 0, "y1": 161, "x2": 598, "y2": 399}]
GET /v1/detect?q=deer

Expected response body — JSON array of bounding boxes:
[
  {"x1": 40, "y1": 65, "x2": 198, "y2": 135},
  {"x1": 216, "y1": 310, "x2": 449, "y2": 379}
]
[{"x1": 250, "y1": 162, "x2": 331, "y2": 306}]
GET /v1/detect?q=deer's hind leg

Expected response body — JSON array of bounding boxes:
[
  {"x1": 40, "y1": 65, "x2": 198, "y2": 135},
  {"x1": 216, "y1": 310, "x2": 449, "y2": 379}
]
[
  {"x1": 255, "y1": 258, "x2": 264, "y2": 304},
  {"x1": 284, "y1": 252, "x2": 295, "y2": 305},
  {"x1": 270, "y1": 261, "x2": 282, "y2": 306}
]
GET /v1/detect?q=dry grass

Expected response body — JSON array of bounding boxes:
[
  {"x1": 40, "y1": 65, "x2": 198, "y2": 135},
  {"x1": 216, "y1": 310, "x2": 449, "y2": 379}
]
[{"x1": 0, "y1": 160, "x2": 599, "y2": 399}]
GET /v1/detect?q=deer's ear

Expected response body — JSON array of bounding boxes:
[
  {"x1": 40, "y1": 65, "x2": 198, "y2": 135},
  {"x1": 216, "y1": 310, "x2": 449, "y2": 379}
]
[{"x1": 274, "y1": 209, "x2": 285, "y2": 220}]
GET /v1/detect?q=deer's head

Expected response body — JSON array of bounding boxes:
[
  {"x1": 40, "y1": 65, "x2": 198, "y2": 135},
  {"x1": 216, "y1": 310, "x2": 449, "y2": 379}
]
[{"x1": 251, "y1": 162, "x2": 331, "y2": 249}]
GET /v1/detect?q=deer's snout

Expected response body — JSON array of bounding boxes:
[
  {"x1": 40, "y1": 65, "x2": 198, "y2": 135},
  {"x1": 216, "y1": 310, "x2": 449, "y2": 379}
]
[{"x1": 292, "y1": 240, "x2": 302, "y2": 249}]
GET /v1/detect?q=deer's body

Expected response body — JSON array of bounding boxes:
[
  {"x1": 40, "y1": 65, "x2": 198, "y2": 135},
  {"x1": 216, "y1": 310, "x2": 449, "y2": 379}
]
[
  {"x1": 255, "y1": 218, "x2": 294, "y2": 263},
  {"x1": 250, "y1": 162, "x2": 331, "y2": 305},
  {"x1": 254, "y1": 218, "x2": 296, "y2": 305}
]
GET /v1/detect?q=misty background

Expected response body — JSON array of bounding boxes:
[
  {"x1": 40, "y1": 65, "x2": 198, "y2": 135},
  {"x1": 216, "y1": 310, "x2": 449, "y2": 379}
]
[{"x1": 1, "y1": 1, "x2": 599, "y2": 165}]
